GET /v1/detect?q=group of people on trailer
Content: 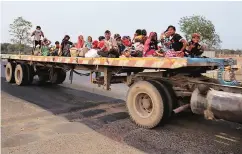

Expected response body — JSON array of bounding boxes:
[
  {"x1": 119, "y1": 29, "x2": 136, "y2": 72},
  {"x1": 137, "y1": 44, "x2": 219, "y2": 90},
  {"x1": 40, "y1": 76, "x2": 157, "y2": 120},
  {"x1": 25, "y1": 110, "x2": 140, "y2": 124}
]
[{"x1": 32, "y1": 25, "x2": 205, "y2": 58}]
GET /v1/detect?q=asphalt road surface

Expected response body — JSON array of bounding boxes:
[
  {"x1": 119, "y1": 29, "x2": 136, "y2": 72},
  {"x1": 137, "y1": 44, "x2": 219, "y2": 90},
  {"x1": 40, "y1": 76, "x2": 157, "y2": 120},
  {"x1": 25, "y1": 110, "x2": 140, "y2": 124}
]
[{"x1": 1, "y1": 63, "x2": 242, "y2": 154}]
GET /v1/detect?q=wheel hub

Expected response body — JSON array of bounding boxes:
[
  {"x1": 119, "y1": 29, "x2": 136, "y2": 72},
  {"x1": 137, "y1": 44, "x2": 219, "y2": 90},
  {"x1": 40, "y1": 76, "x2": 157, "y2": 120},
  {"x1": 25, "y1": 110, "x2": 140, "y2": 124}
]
[
  {"x1": 142, "y1": 98, "x2": 152, "y2": 109},
  {"x1": 135, "y1": 93, "x2": 153, "y2": 117}
]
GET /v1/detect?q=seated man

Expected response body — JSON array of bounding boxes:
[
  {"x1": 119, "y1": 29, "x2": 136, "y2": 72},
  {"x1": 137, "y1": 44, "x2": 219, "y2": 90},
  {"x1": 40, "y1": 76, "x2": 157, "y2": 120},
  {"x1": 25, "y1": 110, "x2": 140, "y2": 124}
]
[
  {"x1": 165, "y1": 25, "x2": 187, "y2": 57},
  {"x1": 97, "y1": 30, "x2": 119, "y2": 58},
  {"x1": 114, "y1": 34, "x2": 125, "y2": 55},
  {"x1": 186, "y1": 33, "x2": 205, "y2": 57}
]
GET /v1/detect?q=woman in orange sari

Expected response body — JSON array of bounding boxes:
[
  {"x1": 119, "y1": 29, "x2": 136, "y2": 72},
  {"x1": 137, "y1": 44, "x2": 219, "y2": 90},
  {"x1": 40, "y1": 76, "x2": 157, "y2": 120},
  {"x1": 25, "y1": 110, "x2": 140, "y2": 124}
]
[{"x1": 76, "y1": 35, "x2": 84, "y2": 49}]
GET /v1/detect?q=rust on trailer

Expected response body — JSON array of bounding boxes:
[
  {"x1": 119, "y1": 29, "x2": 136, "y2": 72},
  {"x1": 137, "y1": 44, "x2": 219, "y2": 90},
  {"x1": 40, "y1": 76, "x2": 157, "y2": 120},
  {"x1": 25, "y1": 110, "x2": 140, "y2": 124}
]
[{"x1": 0, "y1": 54, "x2": 232, "y2": 69}]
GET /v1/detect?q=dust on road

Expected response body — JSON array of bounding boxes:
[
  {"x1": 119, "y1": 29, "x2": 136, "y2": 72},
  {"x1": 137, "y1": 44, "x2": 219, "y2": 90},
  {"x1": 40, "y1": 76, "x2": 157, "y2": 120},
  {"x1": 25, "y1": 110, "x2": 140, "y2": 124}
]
[{"x1": 1, "y1": 77, "x2": 242, "y2": 154}]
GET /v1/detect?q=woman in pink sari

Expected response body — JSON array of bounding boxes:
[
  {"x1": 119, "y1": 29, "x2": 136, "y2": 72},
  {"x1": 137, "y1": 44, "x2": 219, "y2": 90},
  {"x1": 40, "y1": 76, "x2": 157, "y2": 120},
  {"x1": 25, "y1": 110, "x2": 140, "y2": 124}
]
[
  {"x1": 76, "y1": 35, "x2": 84, "y2": 49},
  {"x1": 143, "y1": 32, "x2": 158, "y2": 57}
]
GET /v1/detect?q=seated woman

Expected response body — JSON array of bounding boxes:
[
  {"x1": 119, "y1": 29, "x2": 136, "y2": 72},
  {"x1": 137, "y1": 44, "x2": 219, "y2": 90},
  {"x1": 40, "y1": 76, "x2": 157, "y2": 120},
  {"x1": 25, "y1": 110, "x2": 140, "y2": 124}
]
[
  {"x1": 186, "y1": 33, "x2": 205, "y2": 57},
  {"x1": 84, "y1": 36, "x2": 93, "y2": 50},
  {"x1": 143, "y1": 32, "x2": 159, "y2": 57},
  {"x1": 41, "y1": 38, "x2": 51, "y2": 56},
  {"x1": 59, "y1": 35, "x2": 73, "y2": 57},
  {"x1": 153, "y1": 31, "x2": 171, "y2": 57},
  {"x1": 76, "y1": 35, "x2": 84, "y2": 50}
]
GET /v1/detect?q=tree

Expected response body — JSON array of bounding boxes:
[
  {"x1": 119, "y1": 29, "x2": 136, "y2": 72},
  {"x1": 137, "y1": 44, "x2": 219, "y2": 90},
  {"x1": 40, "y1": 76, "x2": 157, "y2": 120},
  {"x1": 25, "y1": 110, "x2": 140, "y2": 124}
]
[
  {"x1": 178, "y1": 15, "x2": 222, "y2": 49},
  {"x1": 9, "y1": 17, "x2": 32, "y2": 45},
  {"x1": 1, "y1": 43, "x2": 11, "y2": 53}
]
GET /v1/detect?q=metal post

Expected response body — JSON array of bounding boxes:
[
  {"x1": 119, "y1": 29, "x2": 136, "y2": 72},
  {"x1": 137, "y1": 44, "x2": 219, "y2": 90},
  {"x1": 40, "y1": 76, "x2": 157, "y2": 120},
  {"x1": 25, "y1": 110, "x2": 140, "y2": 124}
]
[{"x1": 103, "y1": 67, "x2": 112, "y2": 90}]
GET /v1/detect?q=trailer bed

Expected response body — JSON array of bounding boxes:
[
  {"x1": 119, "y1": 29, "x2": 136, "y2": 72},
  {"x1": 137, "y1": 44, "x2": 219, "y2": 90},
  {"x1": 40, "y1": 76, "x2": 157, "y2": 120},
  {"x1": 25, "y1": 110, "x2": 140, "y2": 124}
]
[{"x1": 0, "y1": 54, "x2": 231, "y2": 69}]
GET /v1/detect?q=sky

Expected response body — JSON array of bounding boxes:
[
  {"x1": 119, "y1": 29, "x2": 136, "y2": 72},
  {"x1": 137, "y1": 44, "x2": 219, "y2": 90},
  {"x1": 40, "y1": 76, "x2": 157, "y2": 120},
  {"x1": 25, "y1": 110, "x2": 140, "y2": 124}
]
[{"x1": 1, "y1": 1, "x2": 242, "y2": 49}]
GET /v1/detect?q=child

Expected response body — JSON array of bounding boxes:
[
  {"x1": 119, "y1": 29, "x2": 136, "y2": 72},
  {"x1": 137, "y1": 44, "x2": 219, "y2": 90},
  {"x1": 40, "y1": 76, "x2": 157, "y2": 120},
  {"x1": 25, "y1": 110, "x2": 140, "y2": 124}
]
[
  {"x1": 132, "y1": 29, "x2": 143, "y2": 44},
  {"x1": 120, "y1": 47, "x2": 131, "y2": 58},
  {"x1": 50, "y1": 41, "x2": 60, "y2": 56},
  {"x1": 186, "y1": 33, "x2": 205, "y2": 57},
  {"x1": 41, "y1": 38, "x2": 51, "y2": 56},
  {"x1": 60, "y1": 35, "x2": 73, "y2": 57},
  {"x1": 31, "y1": 26, "x2": 44, "y2": 51}
]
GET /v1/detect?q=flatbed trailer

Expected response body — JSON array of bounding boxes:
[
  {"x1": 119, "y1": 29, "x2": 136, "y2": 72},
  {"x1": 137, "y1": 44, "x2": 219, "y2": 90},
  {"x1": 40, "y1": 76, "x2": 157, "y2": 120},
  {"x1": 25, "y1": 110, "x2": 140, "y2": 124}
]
[{"x1": 1, "y1": 54, "x2": 242, "y2": 128}]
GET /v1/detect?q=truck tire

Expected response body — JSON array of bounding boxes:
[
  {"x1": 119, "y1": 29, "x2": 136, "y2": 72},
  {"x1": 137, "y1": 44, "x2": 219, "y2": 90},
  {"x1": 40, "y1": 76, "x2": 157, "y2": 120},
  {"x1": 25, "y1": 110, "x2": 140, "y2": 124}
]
[
  {"x1": 149, "y1": 79, "x2": 174, "y2": 119},
  {"x1": 25, "y1": 64, "x2": 34, "y2": 85},
  {"x1": 14, "y1": 64, "x2": 28, "y2": 86},
  {"x1": 5, "y1": 62, "x2": 16, "y2": 83},
  {"x1": 37, "y1": 68, "x2": 49, "y2": 84},
  {"x1": 126, "y1": 80, "x2": 168, "y2": 129},
  {"x1": 49, "y1": 69, "x2": 66, "y2": 84},
  {"x1": 56, "y1": 69, "x2": 66, "y2": 84}
]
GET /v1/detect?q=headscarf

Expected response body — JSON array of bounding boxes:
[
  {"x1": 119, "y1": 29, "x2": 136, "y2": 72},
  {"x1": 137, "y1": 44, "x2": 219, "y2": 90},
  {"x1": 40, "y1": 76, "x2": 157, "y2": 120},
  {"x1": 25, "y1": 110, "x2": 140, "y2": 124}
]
[
  {"x1": 122, "y1": 39, "x2": 131, "y2": 47},
  {"x1": 76, "y1": 35, "x2": 84, "y2": 49},
  {"x1": 92, "y1": 40, "x2": 98, "y2": 49}
]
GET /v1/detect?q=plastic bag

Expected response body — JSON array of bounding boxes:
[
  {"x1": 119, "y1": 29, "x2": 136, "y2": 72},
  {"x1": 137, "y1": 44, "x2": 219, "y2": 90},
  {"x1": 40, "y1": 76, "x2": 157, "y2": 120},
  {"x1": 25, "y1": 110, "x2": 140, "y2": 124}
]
[{"x1": 85, "y1": 49, "x2": 99, "y2": 58}]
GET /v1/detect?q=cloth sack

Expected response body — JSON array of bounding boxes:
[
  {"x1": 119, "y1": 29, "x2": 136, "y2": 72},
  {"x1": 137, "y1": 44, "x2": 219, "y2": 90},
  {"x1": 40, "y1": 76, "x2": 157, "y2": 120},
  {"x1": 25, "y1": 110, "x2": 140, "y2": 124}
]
[
  {"x1": 79, "y1": 47, "x2": 89, "y2": 57},
  {"x1": 85, "y1": 49, "x2": 99, "y2": 58},
  {"x1": 70, "y1": 47, "x2": 78, "y2": 57}
]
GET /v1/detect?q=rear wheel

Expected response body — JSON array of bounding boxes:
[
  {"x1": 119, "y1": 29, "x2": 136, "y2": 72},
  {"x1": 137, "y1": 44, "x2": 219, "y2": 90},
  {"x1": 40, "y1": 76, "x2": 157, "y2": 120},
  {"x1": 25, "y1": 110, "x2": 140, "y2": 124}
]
[
  {"x1": 14, "y1": 64, "x2": 28, "y2": 86},
  {"x1": 56, "y1": 69, "x2": 66, "y2": 84},
  {"x1": 126, "y1": 80, "x2": 168, "y2": 129},
  {"x1": 25, "y1": 64, "x2": 34, "y2": 85},
  {"x1": 5, "y1": 62, "x2": 16, "y2": 83},
  {"x1": 37, "y1": 68, "x2": 50, "y2": 84},
  {"x1": 49, "y1": 68, "x2": 66, "y2": 84}
]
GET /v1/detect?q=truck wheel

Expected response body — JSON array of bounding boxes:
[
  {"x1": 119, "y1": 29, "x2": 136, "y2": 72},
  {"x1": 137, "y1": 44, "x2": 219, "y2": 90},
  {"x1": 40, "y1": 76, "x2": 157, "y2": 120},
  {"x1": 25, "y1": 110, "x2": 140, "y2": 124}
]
[
  {"x1": 25, "y1": 64, "x2": 34, "y2": 85},
  {"x1": 5, "y1": 62, "x2": 16, "y2": 83},
  {"x1": 14, "y1": 64, "x2": 28, "y2": 86},
  {"x1": 149, "y1": 79, "x2": 174, "y2": 119},
  {"x1": 56, "y1": 69, "x2": 66, "y2": 84},
  {"x1": 50, "y1": 69, "x2": 66, "y2": 84},
  {"x1": 126, "y1": 80, "x2": 168, "y2": 129}
]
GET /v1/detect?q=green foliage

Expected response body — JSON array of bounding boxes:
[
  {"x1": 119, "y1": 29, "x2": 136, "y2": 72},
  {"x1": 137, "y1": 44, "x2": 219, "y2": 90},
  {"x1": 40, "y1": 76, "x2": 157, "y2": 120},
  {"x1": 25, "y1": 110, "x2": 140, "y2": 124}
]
[
  {"x1": 1, "y1": 43, "x2": 32, "y2": 54},
  {"x1": 9, "y1": 17, "x2": 32, "y2": 45},
  {"x1": 179, "y1": 15, "x2": 222, "y2": 49}
]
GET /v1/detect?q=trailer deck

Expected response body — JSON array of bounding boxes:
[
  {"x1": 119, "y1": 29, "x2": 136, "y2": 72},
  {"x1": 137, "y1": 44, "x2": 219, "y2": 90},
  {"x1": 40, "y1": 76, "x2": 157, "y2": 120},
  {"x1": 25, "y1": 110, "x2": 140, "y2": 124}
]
[{"x1": 0, "y1": 54, "x2": 232, "y2": 69}]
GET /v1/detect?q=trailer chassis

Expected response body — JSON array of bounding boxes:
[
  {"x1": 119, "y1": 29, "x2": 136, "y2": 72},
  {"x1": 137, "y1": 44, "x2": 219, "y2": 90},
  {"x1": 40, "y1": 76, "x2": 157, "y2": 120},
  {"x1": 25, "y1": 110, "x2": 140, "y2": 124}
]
[{"x1": 2, "y1": 56, "x2": 242, "y2": 128}]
